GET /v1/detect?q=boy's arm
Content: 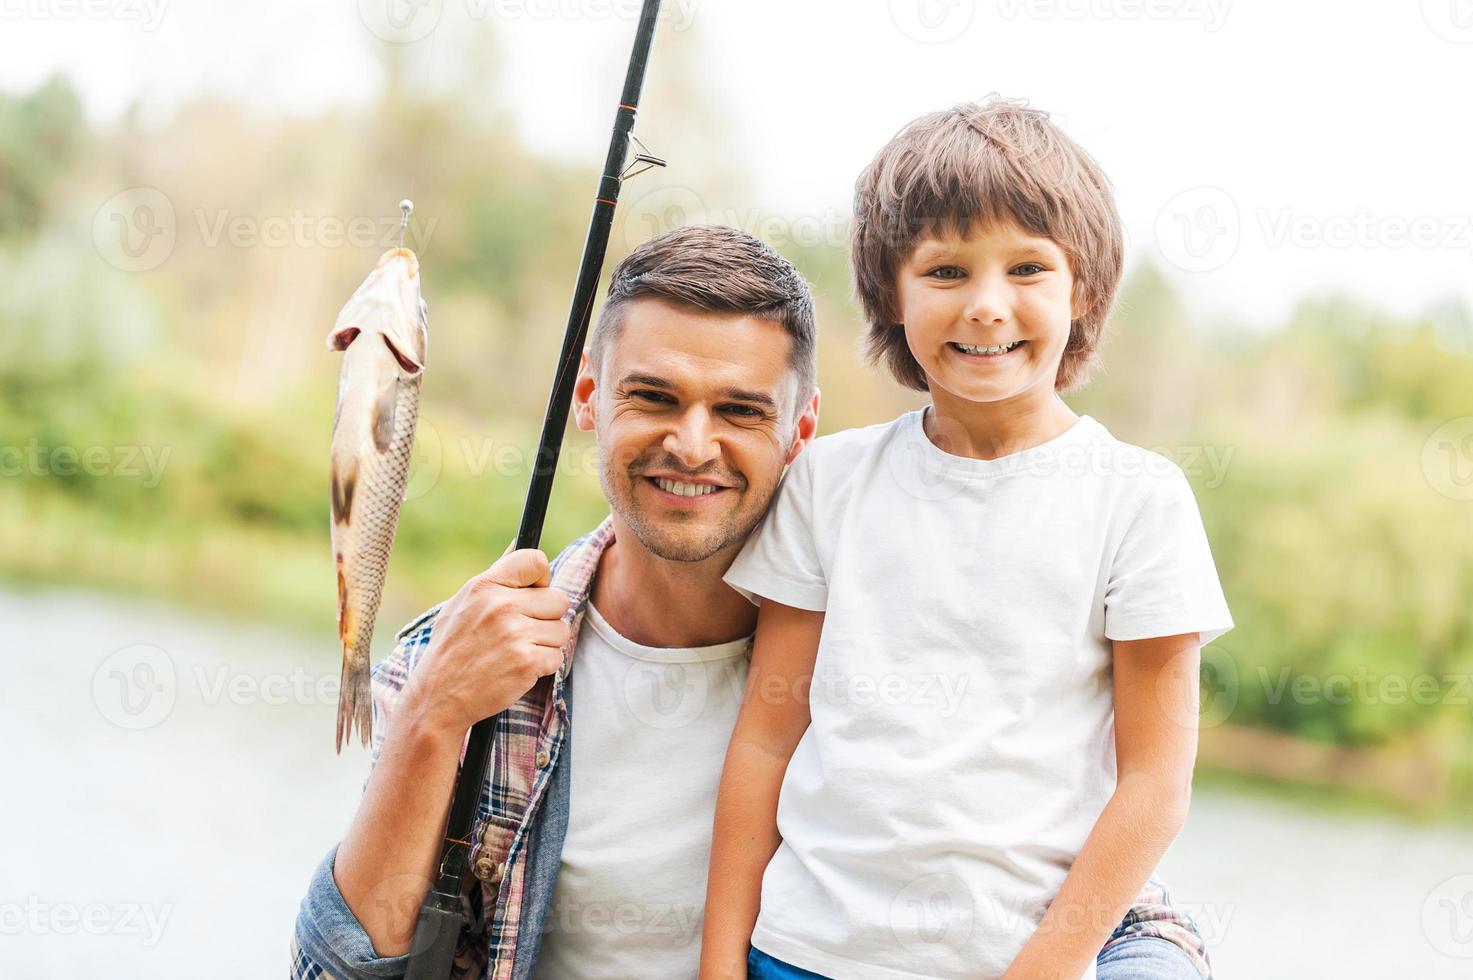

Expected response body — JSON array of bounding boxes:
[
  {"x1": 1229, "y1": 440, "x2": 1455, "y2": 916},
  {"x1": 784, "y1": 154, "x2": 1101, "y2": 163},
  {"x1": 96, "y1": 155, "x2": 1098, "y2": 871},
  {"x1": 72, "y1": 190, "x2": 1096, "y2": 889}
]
[
  {"x1": 1002, "y1": 632, "x2": 1200, "y2": 980},
  {"x1": 699, "y1": 599, "x2": 824, "y2": 980}
]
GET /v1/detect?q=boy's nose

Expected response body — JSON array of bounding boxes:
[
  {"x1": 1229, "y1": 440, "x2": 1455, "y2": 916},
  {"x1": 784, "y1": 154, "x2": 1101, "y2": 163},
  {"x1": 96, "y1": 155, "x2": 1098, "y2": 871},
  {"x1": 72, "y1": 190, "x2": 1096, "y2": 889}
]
[{"x1": 963, "y1": 278, "x2": 1010, "y2": 326}]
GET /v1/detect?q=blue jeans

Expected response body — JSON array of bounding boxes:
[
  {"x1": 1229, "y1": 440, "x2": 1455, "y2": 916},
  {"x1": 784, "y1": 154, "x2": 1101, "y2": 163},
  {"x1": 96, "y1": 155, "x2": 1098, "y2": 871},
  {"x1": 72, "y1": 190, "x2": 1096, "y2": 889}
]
[{"x1": 748, "y1": 937, "x2": 1206, "y2": 979}]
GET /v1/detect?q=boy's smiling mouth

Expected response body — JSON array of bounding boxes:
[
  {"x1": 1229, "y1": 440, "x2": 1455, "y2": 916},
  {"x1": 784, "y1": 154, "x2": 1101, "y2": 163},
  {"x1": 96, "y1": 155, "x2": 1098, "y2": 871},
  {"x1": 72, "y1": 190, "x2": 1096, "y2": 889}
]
[{"x1": 950, "y1": 340, "x2": 1027, "y2": 358}]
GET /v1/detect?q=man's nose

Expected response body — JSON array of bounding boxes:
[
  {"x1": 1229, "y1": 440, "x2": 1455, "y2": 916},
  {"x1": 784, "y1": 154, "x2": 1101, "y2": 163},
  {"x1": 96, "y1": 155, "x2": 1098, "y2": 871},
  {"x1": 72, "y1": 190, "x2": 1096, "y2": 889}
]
[{"x1": 662, "y1": 407, "x2": 720, "y2": 468}]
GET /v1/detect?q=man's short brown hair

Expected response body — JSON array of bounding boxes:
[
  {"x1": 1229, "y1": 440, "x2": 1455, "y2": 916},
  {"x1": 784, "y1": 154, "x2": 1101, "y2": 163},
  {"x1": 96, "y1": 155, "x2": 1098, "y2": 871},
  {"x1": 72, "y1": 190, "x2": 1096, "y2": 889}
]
[
  {"x1": 850, "y1": 96, "x2": 1124, "y2": 393},
  {"x1": 589, "y1": 224, "x2": 817, "y2": 410}
]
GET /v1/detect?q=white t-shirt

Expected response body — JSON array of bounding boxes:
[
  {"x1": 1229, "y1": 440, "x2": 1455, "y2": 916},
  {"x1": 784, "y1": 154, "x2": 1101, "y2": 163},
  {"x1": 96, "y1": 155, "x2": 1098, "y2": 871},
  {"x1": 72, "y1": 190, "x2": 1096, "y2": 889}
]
[
  {"x1": 723, "y1": 408, "x2": 1233, "y2": 980},
  {"x1": 532, "y1": 602, "x2": 751, "y2": 980}
]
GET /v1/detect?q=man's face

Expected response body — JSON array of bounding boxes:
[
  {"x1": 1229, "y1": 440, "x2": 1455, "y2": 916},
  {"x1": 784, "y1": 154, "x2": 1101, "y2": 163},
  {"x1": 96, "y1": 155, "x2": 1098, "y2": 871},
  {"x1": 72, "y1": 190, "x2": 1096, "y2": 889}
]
[
  {"x1": 895, "y1": 219, "x2": 1080, "y2": 410},
  {"x1": 574, "y1": 296, "x2": 818, "y2": 563}
]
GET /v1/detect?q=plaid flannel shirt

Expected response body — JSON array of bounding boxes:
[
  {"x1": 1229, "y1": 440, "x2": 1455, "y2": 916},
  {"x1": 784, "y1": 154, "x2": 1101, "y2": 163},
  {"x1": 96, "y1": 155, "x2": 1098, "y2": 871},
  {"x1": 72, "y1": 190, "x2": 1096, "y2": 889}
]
[{"x1": 291, "y1": 516, "x2": 1213, "y2": 979}]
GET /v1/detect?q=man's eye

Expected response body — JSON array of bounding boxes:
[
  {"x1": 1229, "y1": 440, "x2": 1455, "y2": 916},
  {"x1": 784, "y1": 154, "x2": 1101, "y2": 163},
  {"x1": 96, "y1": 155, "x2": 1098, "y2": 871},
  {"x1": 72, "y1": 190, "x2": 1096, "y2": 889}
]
[
  {"x1": 723, "y1": 405, "x2": 765, "y2": 418},
  {"x1": 927, "y1": 266, "x2": 965, "y2": 280},
  {"x1": 1012, "y1": 262, "x2": 1046, "y2": 276},
  {"x1": 631, "y1": 390, "x2": 673, "y2": 404}
]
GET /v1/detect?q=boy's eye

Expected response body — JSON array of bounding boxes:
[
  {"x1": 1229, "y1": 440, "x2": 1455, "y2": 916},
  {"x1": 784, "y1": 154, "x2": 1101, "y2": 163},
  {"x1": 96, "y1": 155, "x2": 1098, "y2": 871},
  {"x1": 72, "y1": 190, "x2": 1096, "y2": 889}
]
[
  {"x1": 926, "y1": 266, "x2": 966, "y2": 280},
  {"x1": 1012, "y1": 262, "x2": 1046, "y2": 276}
]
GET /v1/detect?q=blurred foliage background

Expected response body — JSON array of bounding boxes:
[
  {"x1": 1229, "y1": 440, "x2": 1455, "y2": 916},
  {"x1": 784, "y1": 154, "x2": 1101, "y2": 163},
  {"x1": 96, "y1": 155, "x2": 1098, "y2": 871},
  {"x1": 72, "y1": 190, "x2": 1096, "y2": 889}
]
[{"x1": 2, "y1": 31, "x2": 1471, "y2": 817}]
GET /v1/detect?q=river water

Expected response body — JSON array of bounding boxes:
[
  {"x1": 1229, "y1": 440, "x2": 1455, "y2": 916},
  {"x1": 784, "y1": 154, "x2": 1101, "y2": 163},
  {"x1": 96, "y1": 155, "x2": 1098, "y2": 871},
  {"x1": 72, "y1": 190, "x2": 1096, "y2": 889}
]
[{"x1": 2, "y1": 587, "x2": 1469, "y2": 977}]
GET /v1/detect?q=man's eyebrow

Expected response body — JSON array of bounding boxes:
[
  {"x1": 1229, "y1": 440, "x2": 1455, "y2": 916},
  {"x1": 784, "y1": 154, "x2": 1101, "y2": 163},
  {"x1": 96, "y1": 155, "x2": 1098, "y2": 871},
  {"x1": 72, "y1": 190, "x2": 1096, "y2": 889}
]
[
  {"x1": 719, "y1": 387, "x2": 778, "y2": 409},
  {"x1": 618, "y1": 373, "x2": 675, "y2": 390},
  {"x1": 618, "y1": 373, "x2": 777, "y2": 409}
]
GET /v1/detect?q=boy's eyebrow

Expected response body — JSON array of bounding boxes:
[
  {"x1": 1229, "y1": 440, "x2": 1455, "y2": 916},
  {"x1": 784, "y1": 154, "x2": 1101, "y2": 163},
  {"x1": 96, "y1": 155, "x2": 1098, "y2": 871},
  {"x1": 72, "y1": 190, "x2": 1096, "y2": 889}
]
[
  {"x1": 911, "y1": 235, "x2": 1062, "y2": 260},
  {"x1": 618, "y1": 373, "x2": 778, "y2": 409}
]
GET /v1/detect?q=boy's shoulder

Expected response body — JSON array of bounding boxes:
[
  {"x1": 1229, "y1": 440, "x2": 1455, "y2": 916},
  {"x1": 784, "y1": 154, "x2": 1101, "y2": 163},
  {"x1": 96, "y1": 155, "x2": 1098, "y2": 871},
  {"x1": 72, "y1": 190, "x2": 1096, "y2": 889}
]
[
  {"x1": 1081, "y1": 417, "x2": 1192, "y2": 488},
  {"x1": 802, "y1": 411, "x2": 917, "y2": 466}
]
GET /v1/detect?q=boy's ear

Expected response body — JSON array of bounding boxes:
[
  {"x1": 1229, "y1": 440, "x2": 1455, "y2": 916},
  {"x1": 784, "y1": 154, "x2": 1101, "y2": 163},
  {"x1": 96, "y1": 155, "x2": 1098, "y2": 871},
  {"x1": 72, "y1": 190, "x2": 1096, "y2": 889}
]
[
  {"x1": 1070, "y1": 281, "x2": 1092, "y2": 323},
  {"x1": 573, "y1": 352, "x2": 597, "y2": 432}
]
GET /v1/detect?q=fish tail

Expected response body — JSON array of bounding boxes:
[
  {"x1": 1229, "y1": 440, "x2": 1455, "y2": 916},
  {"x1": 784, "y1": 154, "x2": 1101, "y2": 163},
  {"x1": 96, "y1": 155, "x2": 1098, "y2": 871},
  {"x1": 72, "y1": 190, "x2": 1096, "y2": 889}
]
[{"x1": 335, "y1": 656, "x2": 372, "y2": 754}]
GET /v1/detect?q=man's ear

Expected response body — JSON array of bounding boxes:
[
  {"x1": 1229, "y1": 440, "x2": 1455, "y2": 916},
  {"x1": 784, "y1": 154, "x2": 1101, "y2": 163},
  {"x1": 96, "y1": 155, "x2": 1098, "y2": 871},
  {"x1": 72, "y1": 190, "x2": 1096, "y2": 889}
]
[
  {"x1": 785, "y1": 386, "x2": 821, "y2": 466},
  {"x1": 573, "y1": 352, "x2": 597, "y2": 432}
]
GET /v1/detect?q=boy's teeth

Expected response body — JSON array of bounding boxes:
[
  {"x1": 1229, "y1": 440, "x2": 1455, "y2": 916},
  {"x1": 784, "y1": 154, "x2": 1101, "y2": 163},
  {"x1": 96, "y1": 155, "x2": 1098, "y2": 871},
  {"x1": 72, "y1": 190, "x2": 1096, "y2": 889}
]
[
  {"x1": 954, "y1": 340, "x2": 1024, "y2": 356},
  {"x1": 655, "y1": 477, "x2": 719, "y2": 497}
]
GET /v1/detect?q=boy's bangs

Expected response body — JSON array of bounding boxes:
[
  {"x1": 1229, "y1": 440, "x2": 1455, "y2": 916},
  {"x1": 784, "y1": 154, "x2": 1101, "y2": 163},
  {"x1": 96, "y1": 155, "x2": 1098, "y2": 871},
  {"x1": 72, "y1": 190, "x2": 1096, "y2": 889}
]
[{"x1": 897, "y1": 134, "x2": 1072, "y2": 256}]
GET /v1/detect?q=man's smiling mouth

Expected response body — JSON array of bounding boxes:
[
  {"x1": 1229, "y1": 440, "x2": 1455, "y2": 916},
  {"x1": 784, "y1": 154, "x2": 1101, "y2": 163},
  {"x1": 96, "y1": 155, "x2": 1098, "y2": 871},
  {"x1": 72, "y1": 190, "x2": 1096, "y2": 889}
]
[{"x1": 643, "y1": 475, "x2": 735, "y2": 500}]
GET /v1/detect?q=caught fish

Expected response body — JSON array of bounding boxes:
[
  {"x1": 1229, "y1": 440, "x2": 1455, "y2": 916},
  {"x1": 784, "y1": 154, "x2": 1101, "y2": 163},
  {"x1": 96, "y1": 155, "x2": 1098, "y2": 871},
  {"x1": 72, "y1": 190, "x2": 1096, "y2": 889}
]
[{"x1": 327, "y1": 244, "x2": 428, "y2": 751}]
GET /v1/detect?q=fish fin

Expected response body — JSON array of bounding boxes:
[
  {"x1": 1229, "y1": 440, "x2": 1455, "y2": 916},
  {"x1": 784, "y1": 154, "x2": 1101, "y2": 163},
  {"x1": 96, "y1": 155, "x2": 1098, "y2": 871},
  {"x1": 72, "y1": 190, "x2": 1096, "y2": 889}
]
[
  {"x1": 329, "y1": 326, "x2": 360, "y2": 351},
  {"x1": 371, "y1": 375, "x2": 398, "y2": 452},
  {"x1": 335, "y1": 564, "x2": 348, "y2": 629},
  {"x1": 330, "y1": 463, "x2": 356, "y2": 525},
  {"x1": 381, "y1": 331, "x2": 424, "y2": 375},
  {"x1": 336, "y1": 657, "x2": 372, "y2": 753}
]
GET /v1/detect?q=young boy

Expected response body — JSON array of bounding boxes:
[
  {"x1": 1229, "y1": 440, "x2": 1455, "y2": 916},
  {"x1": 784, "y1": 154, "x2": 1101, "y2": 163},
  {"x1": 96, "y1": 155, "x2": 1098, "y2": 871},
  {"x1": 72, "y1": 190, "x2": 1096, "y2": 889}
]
[{"x1": 699, "y1": 99, "x2": 1232, "y2": 980}]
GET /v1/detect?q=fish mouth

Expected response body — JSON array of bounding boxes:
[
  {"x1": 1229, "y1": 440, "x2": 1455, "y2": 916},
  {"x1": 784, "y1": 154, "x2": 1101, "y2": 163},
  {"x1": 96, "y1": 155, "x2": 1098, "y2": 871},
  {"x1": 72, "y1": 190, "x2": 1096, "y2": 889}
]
[{"x1": 379, "y1": 247, "x2": 419, "y2": 277}]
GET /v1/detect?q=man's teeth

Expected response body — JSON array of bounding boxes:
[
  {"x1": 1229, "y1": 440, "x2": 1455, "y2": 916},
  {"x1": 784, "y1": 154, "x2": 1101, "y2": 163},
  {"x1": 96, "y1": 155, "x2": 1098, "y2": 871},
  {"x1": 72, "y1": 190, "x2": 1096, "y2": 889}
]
[
  {"x1": 654, "y1": 478, "x2": 720, "y2": 497},
  {"x1": 954, "y1": 340, "x2": 1024, "y2": 356}
]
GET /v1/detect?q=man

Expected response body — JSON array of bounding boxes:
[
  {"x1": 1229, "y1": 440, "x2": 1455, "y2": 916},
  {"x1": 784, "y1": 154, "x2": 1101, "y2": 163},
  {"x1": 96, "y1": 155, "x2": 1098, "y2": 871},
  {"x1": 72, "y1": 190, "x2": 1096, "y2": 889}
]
[{"x1": 292, "y1": 225, "x2": 1210, "y2": 979}]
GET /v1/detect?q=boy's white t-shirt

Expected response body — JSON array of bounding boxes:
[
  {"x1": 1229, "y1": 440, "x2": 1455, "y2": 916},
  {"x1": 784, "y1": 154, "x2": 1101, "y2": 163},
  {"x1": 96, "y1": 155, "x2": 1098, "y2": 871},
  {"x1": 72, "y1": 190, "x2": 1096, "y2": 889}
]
[{"x1": 723, "y1": 408, "x2": 1233, "y2": 980}]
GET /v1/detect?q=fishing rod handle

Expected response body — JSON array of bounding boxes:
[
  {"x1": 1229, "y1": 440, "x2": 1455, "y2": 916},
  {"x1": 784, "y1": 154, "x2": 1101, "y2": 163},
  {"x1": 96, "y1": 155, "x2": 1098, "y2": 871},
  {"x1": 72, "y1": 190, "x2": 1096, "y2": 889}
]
[{"x1": 403, "y1": 896, "x2": 463, "y2": 980}]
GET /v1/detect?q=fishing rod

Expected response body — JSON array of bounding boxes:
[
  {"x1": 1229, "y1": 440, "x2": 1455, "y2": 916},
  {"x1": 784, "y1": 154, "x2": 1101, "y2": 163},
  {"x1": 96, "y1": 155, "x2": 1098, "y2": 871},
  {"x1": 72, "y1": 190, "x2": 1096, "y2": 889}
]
[{"x1": 404, "y1": 2, "x2": 665, "y2": 975}]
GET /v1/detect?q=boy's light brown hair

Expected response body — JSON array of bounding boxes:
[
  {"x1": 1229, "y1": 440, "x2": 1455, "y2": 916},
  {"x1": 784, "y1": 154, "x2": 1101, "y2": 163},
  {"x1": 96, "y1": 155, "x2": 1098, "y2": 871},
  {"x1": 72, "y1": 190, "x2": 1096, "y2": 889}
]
[{"x1": 851, "y1": 96, "x2": 1124, "y2": 393}]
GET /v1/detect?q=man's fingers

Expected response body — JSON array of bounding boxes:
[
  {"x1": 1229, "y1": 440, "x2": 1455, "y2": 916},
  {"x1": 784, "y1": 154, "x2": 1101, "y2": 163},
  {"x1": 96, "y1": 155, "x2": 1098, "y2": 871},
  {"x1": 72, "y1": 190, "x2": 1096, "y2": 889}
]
[
  {"x1": 481, "y1": 548, "x2": 551, "y2": 590},
  {"x1": 530, "y1": 644, "x2": 564, "y2": 677},
  {"x1": 520, "y1": 587, "x2": 573, "y2": 621},
  {"x1": 528, "y1": 619, "x2": 572, "y2": 649}
]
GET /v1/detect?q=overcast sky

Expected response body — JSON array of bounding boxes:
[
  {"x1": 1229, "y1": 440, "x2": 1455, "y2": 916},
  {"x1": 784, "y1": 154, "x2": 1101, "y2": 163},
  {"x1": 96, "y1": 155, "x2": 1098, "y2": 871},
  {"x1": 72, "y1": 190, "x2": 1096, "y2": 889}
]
[{"x1": 4, "y1": 0, "x2": 1472, "y2": 327}]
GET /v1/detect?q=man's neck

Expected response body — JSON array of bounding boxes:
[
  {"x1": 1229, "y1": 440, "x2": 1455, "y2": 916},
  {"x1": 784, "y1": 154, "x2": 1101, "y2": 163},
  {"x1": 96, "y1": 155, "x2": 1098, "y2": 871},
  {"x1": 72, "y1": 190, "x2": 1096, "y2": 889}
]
[{"x1": 588, "y1": 516, "x2": 758, "y2": 649}]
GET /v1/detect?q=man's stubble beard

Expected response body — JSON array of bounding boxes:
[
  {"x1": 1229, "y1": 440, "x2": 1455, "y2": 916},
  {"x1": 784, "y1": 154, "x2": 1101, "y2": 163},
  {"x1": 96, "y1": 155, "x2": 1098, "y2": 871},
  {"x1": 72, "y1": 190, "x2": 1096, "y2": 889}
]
[{"x1": 601, "y1": 467, "x2": 774, "y2": 564}]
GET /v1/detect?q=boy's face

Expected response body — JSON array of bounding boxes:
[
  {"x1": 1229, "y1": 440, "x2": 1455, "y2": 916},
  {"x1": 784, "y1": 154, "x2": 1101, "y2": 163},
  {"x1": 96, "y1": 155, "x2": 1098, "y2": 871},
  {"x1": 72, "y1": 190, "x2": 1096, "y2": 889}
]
[{"x1": 895, "y1": 219, "x2": 1080, "y2": 409}]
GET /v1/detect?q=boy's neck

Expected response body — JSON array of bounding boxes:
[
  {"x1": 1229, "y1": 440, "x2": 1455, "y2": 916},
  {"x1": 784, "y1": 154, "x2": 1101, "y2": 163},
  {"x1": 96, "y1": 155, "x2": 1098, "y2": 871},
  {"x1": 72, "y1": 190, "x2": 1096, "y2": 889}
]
[{"x1": 923, "y1": 390, "x2": 1080, "y2": 461}]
